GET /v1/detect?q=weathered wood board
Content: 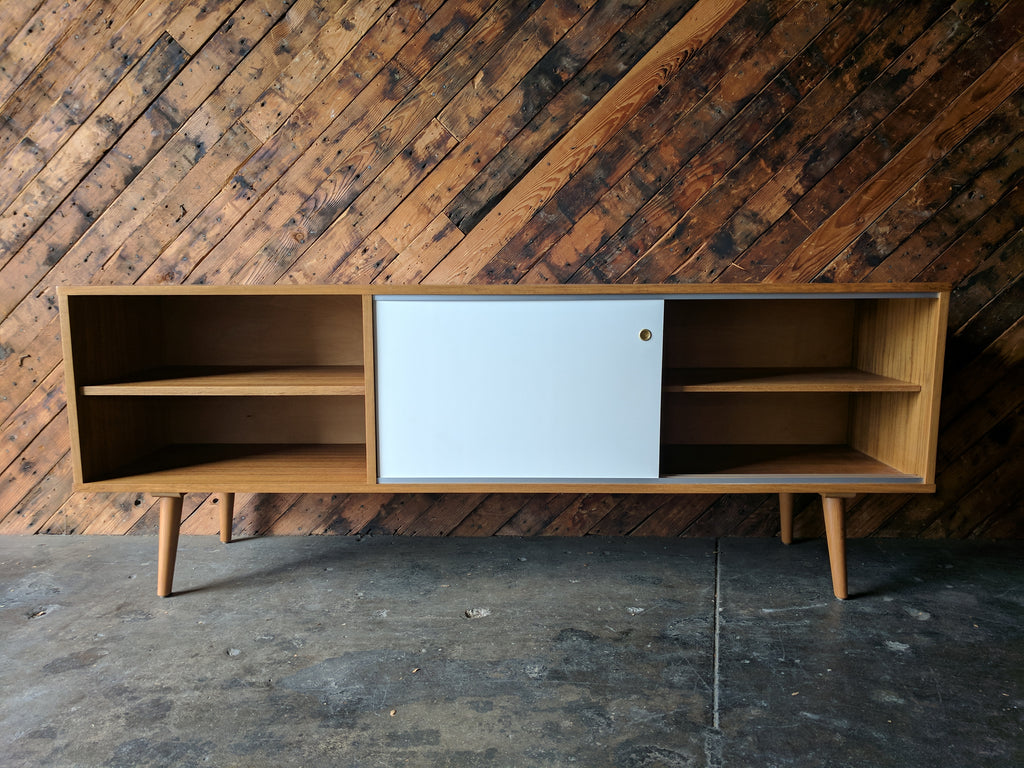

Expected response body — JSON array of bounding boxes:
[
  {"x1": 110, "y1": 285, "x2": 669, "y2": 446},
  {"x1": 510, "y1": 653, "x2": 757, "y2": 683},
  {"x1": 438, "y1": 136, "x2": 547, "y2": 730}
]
[{"x1": 0, "y1": 0, "x2": 1021, "y2": 540}]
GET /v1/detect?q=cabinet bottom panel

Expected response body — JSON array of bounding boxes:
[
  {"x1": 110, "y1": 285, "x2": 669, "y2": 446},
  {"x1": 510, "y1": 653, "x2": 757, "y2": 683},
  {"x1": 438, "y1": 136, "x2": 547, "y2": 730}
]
[
  {"x1": 80, "y1": 444, "x2": 370, "y2": 492},
  {"x1": 659, "y1": 444, "x2": 922, "y2": 484},
  {"x1": 76, "y1": 442, "x2": 925, "y2": 493}
]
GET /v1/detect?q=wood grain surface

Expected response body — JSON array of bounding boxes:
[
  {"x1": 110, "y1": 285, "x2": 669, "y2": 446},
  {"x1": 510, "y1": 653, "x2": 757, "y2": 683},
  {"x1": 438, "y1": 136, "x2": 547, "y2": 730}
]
[{"x1": 0, "y1": 0, "x2": 1021, "y2": 540}]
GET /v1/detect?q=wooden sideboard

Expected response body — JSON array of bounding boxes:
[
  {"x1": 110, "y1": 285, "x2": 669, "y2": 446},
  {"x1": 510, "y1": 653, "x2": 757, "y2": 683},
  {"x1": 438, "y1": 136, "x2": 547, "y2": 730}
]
[{"x1": 58, "y1": 284, "x2": 949, "y2": 599}]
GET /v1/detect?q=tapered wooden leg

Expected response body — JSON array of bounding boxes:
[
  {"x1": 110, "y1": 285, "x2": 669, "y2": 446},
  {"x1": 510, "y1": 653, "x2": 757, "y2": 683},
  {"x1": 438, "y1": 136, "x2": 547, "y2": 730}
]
[
  {"x1": 156, "y1": 493, "x2": 184, "y2": 598},
  {"x1": 821, "y1": 494, "x2": 850, "y2": 600},
  {"x1": 779, "y1": 492, "x2": 794, "y2": 545},
  {"x1": 218, "y1": 493, "x2": 235, "y2": 544}
]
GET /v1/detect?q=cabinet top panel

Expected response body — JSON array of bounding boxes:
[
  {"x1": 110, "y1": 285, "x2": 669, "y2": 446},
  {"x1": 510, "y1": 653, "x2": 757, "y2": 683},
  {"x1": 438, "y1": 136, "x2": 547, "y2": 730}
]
[{"x1": 58, "y1": 283, "x2": 950, "y2": 297}]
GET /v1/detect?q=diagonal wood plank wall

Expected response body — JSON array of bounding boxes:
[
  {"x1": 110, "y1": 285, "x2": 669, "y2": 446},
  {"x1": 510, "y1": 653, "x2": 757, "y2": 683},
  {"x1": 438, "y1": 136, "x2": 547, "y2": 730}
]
[{"x1": 0, "y1": 0, "x2": 1021, "y2": 541}]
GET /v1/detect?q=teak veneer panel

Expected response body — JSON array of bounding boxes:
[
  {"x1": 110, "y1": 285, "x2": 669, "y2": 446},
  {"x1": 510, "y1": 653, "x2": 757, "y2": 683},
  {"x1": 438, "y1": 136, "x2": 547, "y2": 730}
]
[
  {"x1": 662, "y1": 299, "x2": 855, "y2": 369},
  {"x1": 851, "y1": 296, "x2": 949, "y2": 481},
  {"x1": 660, "y1": 445, "x2": 911, "y2": 479},
  {"x1": 104, "y1": 444, "x2": 371, "y2": 492}
]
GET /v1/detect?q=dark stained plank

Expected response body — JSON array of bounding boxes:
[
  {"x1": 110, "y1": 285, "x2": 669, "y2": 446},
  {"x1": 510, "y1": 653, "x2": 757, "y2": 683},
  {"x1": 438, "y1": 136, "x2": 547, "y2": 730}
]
[
  {"x1": 0, "y1": 452, "x2": 72, "y2": 535},
  {"x1": 767, "y1": 6, "x2": 1024, "y2": 282},
  {"x1": 945, "y1": 271, "x2": 1024, "y2": 377},
  {"x1": 558, "y1": 0, "x2": 880, "y2": 284},
  {"x1": 372, "y1": 0, "x2": 645, "y2": 265},
  {"x1": 228, "y1": 0, "x2": 546, "y2": 286},
  {"x1": 0, "y1": 413, "x2": 69, "y2": 531},
  {"x1": 877, "y1": 400, "x2": 1024, "y2": 538},
  {"x1": 357, "y1": 493, "x2": 442, "y2": 536},
  {"x1": 0, "y1": 0, "x2": 148, "y2": 158},
  {"x1": 0, "y1": 0, "x2": 94, "y2": 113},
  {"x1": 818, "y1": 100, "x2": 1024, "y2": 285},
  {"x1": 972, "y1": 497, "x2": 1024, "y2": 539},
  {"x1": 631, "y1": 496, "x2": 719, "y2": 538},
  {"x1": 451, "y1": 494, "x2": 536, "y2": 537},
  {"x1": 435, "y1": 0, "x2": 601, "y2": 142},
  {"x1": 0, "y1": 0, "x2": 193, "y2": 213},
  {"x1": 629, "y1": 0, "x2": 963, "y2": 284},
  {"x1": 588, "y1": 495, "x2": 673, "y2": 537},
  {"x1": 281, "y1": 116, "x2": 460, "y2": 283},
  {"x1": 0, "y1": 33, "x2": 191, "y2": 289},
  {"x1": 540, "y1": 494, "x2": 622, "y2": 536},
  {"x1": 939, "y1": 316, "x2": 1024, "y2": 436},
  {"x1": 428, "y1": 0, "x2": 746, "y2": 283},
  {"x1": 238, "y1": 0, "x2": 394, "y2": 141},
  {"x1": 497, "y1": 494, "x2": 580, "y2": 536},
  {"x1": 0, "y1": 363, "x2": 64, "y2": 474},
  {"x1": 914, "y1": 183, "x2": 1024, "y2": 289},
  {"x1": 500, "y1": 0, "x2": 811, "y2": 283},
  {"x1": 945, "y1": 229, "x2": 1024, "y2": 331},
  {"x1": 403, "y1": 493, "x2": 490, "y2": 536},
  {"x1": 322, "y1": 493, "x2": 405, "y2": 535},
  {"x1": 443, "y1": 0, "x2": 694, "y2": 235}
]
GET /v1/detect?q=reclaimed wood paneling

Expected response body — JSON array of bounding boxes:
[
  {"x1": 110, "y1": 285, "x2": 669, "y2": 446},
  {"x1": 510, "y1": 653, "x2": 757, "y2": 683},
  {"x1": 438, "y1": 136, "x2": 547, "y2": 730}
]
[{"x1": 1, "y1": 0, "x2": 1021, "y2": 540}]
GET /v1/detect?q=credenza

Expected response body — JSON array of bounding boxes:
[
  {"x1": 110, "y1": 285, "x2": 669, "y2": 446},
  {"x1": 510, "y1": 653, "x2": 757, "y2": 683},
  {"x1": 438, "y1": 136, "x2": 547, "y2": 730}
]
[{"x1": 58, "y1": 284, "x2": 949, "y2": 599}]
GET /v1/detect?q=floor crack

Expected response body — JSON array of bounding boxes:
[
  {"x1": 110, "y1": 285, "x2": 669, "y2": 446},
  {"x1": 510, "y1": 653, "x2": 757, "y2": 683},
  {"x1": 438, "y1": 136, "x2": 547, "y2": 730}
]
[
  {"x1": 713, "y1": 537, "x2": 722, "y2": 729},
  {"x1": 705, "y1": 539, "x2": 724, "y2": 768}
]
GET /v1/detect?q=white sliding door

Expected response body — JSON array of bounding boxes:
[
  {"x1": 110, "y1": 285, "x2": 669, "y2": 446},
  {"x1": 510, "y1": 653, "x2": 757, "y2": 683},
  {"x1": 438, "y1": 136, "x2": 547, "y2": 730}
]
[{"x1": 374, "y1": 297, "x2": 664, "y2": 481}]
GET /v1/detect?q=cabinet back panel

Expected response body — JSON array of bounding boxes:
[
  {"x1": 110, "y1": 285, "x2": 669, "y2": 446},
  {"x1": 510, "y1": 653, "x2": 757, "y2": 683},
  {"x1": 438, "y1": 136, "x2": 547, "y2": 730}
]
[
  {"x1": 157, "y1": 295, "x2": 363, "y2": 367},
  {"x1": 160, "y1": 396, "x2": 366, "y2": 444},
  {"x1": 661, "y1": 393, "x2": 849, "y2": 444},
  {"x1": 663, "y1": 299, "x2": 855, "y2": 368},
  {"x1": 76, "y1": 397, "x2": 158, "y2": 483},
  {"x1": 65, "y1": 296, "x2": 165, "y2": 385}
]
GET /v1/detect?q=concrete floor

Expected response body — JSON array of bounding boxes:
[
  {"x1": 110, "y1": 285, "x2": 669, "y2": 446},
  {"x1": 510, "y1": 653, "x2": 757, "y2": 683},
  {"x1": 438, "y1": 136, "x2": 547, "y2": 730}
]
[{"x1": 0, "y1": 535, "x2": 1020, "y2": 768}]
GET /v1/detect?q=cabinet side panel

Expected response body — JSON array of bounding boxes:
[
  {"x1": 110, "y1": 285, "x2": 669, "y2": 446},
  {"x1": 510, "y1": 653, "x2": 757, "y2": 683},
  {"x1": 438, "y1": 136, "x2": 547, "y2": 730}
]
[
  {"x1": 851, "y1": 298, "x2": 945, "y2": 477},
  {"x1": 363, "y1": 295, "x2": 378, "y2": 484},
  {"x1": 58, "y1": 291, "x2": 85, "y2": 485},
  {"x1": 921, "y1": 293, "x2": 948, "y2": 484}
]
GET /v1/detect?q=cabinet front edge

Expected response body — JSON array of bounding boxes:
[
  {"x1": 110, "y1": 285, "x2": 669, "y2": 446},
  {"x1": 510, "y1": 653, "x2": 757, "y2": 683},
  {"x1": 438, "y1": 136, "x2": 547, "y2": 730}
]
[
  {"x1": 73, "y1": 481, "x2": 936, "y2": 495},
  {"x1": 57, "y1": 283, "x2": 951, "y2": 297}
]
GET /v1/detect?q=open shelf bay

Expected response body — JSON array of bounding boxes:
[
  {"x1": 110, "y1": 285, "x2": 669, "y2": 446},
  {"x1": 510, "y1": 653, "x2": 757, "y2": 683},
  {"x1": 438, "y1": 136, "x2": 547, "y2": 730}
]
[
  {"x1": 660, "y1": 444, "x2": 917, "y2": 481},
  {"x1": 84, "y1": 444, "x2": 369, "y2": 492}
]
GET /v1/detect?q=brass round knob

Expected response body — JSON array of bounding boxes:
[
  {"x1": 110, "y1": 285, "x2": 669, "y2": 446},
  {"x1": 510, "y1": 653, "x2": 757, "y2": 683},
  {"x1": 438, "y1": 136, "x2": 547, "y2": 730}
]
[{"x1": 639, "y1": 328, "x2": 652, "y2": 341}]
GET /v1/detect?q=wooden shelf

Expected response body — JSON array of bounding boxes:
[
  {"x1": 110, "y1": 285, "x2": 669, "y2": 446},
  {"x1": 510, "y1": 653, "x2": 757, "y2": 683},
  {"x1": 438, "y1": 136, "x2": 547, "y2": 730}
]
[
  {"x1": 660, "y1": 444, "x2": 914, "y2": 479},
  {"x1": 87, "y1": 443, "x2": 369, "y2": 491},
  {"x1": 662, "y1": 367, "x2": 921, "y2": 393},
  {"x1": 80, "y1": 366, "x2": 366, "y2": 396}
]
